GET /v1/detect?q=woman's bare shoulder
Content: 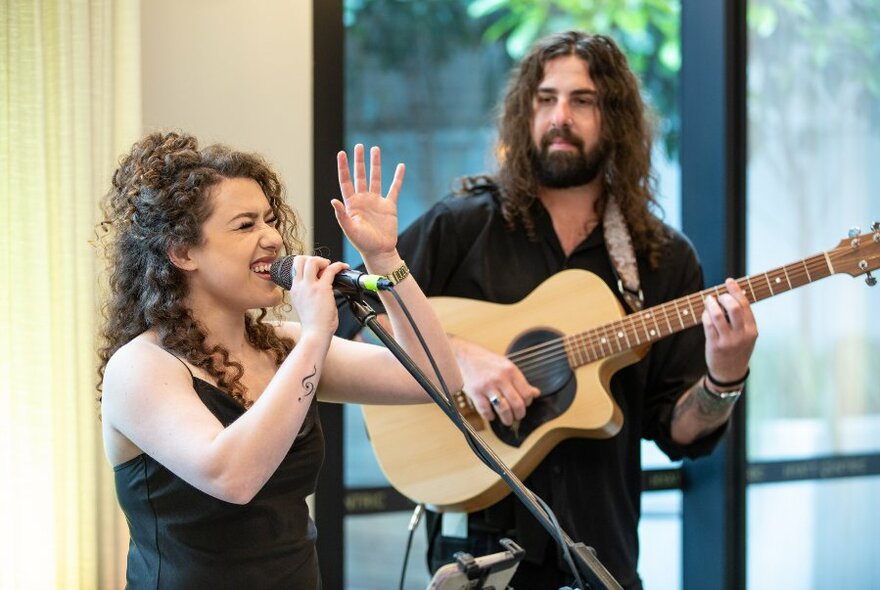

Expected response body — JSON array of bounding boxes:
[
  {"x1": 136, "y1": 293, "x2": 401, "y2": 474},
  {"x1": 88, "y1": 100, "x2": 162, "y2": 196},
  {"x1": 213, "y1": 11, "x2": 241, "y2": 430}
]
[{"x1": 102, "y1": 332, "x2": 191, "y2": 399}]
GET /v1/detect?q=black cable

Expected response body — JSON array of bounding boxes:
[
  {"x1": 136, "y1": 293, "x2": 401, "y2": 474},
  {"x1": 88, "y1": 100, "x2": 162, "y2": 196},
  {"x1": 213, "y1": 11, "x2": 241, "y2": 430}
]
[
  {"x1": 386, "y1": 288, "x2": 496, "y2": 469},
  {"x1": 534, "y1": 495, "x2": 587, "y2": 590},
  {"x1": 398, "y1": 503, "x2": 425, "y2": 590},
  {"x1": 388, "y1": 288, "x2": 452, "y2": 401},
  {"x1": 385, "y1": 285, "x2": 558, "y2": 504}
]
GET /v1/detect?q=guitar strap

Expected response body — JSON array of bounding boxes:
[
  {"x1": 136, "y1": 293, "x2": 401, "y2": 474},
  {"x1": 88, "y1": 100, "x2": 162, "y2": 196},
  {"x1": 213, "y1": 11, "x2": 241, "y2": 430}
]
[{"x1": 602, "y1": 196, "x2": 644, "y2": 312}]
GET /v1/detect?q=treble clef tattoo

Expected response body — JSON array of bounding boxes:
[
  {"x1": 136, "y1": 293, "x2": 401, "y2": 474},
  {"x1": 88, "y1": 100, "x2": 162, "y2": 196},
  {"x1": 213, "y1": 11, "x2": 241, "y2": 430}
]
[{"x1": 299, "y1": 365, "x2": 317, "y2": 402}]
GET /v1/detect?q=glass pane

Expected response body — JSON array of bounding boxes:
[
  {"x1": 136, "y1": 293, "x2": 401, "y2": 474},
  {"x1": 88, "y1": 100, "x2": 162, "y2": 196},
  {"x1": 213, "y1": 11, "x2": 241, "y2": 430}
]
[
  {"x1": 344, "y1": 1, "x2": 684, "y2": 587},
  {"x1": 344, "y1": 0, "x2": 685, "y2": 486},
  {"x1": 342, "y1": 1, "x2": 511, "y2": 269},
  {"x1": 637, "y1": 490, "x2": 682, "y2": 590},
  {"x1": 343, "y1": 1, "x2": 511, "y2": 489},
  {"x1": 747, "y1": 478, "x2": 880, "y2": 589},
  {"x1": 344, "y1": 404, "x2": 386, "y2": 488},
  {"x1": 345, "y1": 512, "x2": 432, "y2": 590},
  {"x1": 746, "y1": 0, "x2": 880, "y2": 461}
]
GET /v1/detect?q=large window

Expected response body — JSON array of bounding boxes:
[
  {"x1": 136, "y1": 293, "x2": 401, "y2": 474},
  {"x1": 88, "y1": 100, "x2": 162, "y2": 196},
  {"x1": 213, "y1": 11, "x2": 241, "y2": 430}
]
[
  {"x1": 342, "y1": 2, "x2": 684, "y2": 588},
  {"x1": 746, "y1": 0, "x2": 880, "y2": 587}
]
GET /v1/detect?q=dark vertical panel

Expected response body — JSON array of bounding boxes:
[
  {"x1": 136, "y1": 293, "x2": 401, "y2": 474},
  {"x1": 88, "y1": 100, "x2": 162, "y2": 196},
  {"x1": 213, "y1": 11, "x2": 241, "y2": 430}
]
[
  {"x1": 313, "y1": 2, "x2": 345, "y2": 589},
  {"x1": 725, "y1": 0, "x2": 748, "y2": 277},
  {"x1": 680, "y1": 0, "x2": 747, "y2": 589},
  {"x1": 725, "y1": 2, "x2": 748, "y2": 587}
]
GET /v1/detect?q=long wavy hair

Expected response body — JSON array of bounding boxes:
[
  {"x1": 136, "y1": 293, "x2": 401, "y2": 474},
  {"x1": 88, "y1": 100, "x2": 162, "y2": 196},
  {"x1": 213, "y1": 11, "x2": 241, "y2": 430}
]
[
  {"x1": 96, "y1": 131, "x2": 303, "y2": 407},
  {"x1": 466, "y1": 30, "x2": 668, "y2": 267}
]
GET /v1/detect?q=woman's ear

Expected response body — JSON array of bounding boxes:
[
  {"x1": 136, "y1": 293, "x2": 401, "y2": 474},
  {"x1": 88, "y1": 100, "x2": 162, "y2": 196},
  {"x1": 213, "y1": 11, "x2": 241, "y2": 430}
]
[{"x1": 167, "y1": 245, "x2": 198, "y2": 271}]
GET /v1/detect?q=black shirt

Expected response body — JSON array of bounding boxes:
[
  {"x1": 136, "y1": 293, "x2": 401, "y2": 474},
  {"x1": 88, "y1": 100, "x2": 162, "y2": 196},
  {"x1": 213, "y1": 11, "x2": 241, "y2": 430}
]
[{"x1": 339, "y1": 189, "x2": 725, "y2": 589}]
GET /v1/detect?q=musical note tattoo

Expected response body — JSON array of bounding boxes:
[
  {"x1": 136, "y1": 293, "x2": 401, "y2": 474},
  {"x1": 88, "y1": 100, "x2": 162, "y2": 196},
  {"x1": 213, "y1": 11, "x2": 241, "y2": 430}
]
[{"x1": 299, "y1": 365, "x2": 317, "y2": 402}]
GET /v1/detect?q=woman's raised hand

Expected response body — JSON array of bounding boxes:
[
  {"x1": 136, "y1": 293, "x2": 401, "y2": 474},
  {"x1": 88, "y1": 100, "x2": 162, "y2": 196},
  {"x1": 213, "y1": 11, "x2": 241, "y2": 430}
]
[{"x1": 331, "y1": 144, "x2": 404, "y2": 265}]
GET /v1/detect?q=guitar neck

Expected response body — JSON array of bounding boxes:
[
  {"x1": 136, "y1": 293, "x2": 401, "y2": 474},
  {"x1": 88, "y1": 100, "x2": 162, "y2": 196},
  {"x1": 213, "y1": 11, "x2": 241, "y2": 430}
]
[{"x1": 565, "y1": 251, "x2": 837, "y2": 367}]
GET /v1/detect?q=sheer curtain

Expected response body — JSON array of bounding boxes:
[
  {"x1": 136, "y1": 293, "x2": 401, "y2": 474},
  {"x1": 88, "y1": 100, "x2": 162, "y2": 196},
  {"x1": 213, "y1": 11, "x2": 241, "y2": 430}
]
[{"x1": 1, "y1": 1, "x2": 140, "y2": 587}]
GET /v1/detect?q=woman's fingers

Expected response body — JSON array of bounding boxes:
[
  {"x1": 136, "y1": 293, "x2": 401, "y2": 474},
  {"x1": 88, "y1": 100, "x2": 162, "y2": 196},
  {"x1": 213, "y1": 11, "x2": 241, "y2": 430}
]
[
  {"x1": 386, "y1": 163, "x2": 405, "y2": 204},
  {"x1": 336, "y1": 151, "x2": 352, "y2": 199},
  {"x1": 353, "y1": 144, "x2": 367, "y2": 194},
  {"x1": 369, "y1": 146, "x2": 382, "y2": 195},
  {"x1": 338, "y1": 144, "x2": 402, "y2": 202}
]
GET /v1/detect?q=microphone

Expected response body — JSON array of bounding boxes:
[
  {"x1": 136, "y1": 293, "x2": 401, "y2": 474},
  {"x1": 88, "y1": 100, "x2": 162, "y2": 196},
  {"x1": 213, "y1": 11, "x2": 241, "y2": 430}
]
[{"x1": 269, "y1": 255, "x2": 393, "y2": 294}]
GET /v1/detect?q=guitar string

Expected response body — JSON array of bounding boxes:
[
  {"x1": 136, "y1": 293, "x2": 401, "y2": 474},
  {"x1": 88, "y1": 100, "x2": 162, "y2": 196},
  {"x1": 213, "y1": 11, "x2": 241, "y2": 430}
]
[
  {"x1": 510, "y1": 249, "x2": 851, "y2": 389},
  {"x1": 503, "y1": 258, "x2": 827, "y2": 376},
  {"x1": 508, "y1": 287, "x2": 713, "y2": 370},
  {"x1": 507, "y1": 296, "x2": 700, "y2": 374},
  {"x1": 507, "y1": 295, "x2": 702, "y2": 370},
  {"x1": 507, "y1": 286, "x2": 714, "y2": 367}
]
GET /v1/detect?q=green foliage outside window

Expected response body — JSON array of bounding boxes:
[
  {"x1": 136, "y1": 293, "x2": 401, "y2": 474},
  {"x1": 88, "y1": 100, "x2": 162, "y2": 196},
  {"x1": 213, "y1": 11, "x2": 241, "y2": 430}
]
[
  {"x1": 345, "y1": 0, "x2": 880, "y2": 162},
  {"x1": 466, "y1": 0, "x2": 681, "y2": 157},
  {"x1": 345, "y1": 0, "x2": 682, "y2": 156}
]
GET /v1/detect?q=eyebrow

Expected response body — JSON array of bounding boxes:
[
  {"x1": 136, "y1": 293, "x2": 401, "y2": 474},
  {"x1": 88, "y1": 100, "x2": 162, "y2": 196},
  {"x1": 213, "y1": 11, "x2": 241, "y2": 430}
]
[
  {"x1": 535, "y1": 87, "x2": 598, "y2": 97},
  {"x1": 227, "y1": 209, "x2": 276, "y2": 224}
]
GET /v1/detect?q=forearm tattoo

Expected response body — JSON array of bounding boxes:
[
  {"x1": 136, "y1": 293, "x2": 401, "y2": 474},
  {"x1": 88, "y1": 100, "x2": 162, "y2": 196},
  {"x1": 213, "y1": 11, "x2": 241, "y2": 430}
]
[
  {"x1": 298, "y1": 365, "x2": 317, "y2": 402},
  {"x1": 673, "y1": 380, "x2": 734, "y2": 429},
  {"x1": 693, "y1": 381, "x2": 736, "y2": 417}
]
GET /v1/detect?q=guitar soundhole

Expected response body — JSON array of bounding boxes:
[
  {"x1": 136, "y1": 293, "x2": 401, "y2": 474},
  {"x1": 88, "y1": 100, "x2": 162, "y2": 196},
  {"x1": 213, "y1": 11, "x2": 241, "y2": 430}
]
[{"x1": 490, "y1": 328, "x2": 575, "y2": 447}]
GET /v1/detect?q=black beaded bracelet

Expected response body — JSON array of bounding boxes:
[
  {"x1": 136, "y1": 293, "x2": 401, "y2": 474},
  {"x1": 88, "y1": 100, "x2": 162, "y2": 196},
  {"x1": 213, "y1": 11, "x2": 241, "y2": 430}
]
[{"x1": 706, "y1": 367, "x2": 750, "y2": 388}]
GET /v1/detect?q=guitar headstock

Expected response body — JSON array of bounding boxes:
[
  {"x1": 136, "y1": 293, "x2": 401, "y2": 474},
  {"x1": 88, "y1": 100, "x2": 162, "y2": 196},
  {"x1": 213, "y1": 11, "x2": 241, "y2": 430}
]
[{"x1": 829, "y1": 222, "x2": 880, "y2": 285}]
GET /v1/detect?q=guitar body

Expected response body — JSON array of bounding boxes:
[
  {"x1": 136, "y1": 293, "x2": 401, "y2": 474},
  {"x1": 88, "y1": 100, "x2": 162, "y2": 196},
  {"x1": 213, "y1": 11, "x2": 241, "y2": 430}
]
[{"x1": 361, "y1": 269, "x2": 645, "y2": 513}]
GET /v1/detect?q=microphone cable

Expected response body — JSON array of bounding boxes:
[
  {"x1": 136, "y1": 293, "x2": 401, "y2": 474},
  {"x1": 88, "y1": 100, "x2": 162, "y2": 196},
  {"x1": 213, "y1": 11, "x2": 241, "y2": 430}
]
[
  {"x1": 533, "y1": 494, "x2": 587, "y2": 590},
  {"x1": 385, "y1": 288, "x2": 493, "y2": 468},
  {"x1": 384, "y1": 287, "x2": 491, "y2": 589},
  {"x1": 382, "y1": 288, "x2": 453, "y2": 590}
]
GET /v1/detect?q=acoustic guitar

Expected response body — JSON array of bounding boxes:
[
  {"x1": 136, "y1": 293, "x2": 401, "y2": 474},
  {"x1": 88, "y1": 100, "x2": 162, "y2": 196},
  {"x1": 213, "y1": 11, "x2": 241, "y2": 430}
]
[{"x1": 361, "y1": 226, "x2": 880, "y2": 513}]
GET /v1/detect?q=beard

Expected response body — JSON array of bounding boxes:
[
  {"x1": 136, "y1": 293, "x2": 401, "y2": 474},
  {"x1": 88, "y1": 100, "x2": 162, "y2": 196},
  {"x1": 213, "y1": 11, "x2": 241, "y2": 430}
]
[{"x1": 531, "y1": 127, "x2": 608, "y2": 189}]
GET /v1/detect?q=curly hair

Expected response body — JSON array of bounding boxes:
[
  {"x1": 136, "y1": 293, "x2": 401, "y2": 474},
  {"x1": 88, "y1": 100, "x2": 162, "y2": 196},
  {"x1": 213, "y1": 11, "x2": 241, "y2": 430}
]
[
  {"x1": 466, "y1": 30, "x2": 668, "y2": 267},
  {"x1": 96, "y1": 131, "x2": 303, "y2": 408}
]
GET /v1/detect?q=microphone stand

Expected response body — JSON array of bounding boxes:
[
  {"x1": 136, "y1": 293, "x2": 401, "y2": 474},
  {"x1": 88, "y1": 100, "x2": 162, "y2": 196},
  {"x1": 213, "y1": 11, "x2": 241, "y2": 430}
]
[{"x1": 343, "y1": 294, "x2": 622, "y2": 590}]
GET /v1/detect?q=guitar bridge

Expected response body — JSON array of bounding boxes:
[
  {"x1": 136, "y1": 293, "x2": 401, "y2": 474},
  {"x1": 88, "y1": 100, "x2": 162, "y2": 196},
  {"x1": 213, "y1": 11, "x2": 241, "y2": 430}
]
[{"x1": 452, "y1": 390, "x2": 485, "y2": 431}]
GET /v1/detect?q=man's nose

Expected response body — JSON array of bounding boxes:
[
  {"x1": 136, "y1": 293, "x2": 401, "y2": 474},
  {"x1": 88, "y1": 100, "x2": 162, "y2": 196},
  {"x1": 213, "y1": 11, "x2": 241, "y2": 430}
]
[{"x1": 552, "y1": 100, "x2": 573, "y2": 128}]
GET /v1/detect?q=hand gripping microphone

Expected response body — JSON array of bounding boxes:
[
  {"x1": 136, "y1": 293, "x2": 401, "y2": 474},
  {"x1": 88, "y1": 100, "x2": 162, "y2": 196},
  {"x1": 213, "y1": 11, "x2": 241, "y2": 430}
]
[{"x1": 269, "y1": 255, "x2": 393, "y2": 294}]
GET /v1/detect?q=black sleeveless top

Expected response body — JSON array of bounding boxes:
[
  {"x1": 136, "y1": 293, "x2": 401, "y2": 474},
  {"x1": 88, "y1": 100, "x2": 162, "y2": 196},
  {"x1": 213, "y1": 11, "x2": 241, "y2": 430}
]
[{"x1": 114, "y1": 377, "x2": 324, "y2": 589}]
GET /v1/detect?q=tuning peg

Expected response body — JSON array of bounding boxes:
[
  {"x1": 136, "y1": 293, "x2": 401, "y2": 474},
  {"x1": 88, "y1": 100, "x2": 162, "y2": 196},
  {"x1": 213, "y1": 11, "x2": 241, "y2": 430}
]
[
  {"x1": 849, "y1": 226, "x2": 862, "y2": 238},
  {"x1": 867, "y1": 272, "x2": 877, "y2": 287},
  {"x1": 871, "y1": 221, "x2": 879, "y2": 231}
]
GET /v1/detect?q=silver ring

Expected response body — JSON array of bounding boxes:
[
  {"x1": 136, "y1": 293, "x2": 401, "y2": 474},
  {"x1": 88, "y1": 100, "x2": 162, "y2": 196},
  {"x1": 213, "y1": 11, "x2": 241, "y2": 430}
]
[{"x1": 489, "y1": 394, "x2": 501, "y2": 407}]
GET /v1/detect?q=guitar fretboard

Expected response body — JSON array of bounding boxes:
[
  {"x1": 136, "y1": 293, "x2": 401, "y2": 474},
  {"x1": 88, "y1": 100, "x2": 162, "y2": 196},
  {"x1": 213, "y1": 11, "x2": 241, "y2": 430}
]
[{"x1": 563, "y1": 252, "x2": 835, "y2": 367}]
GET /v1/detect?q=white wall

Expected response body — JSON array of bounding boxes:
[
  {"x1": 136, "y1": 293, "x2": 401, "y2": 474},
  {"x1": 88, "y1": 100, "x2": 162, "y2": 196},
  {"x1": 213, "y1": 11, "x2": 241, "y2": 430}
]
[{"x1": 140, "y1": 0, "x2": 314, "y2": 246}]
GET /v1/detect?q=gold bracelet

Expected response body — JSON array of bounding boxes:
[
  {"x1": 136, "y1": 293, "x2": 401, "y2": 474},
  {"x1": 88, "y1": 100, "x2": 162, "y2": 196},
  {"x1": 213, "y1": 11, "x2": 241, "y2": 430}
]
[{"x1": 384, "y1": 260, "x2": 410, "y2": 285}]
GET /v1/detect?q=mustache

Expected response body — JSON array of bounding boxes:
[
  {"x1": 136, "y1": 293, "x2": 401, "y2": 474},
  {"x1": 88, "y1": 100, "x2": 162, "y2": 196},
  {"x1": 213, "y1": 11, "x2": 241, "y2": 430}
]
[{"x1": 541, "y1": 127, "x2": 585, "y2": 151}]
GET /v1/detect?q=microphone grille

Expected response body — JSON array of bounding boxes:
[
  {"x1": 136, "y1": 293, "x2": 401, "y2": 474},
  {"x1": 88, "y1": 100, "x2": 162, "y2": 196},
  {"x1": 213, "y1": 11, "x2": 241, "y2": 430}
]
[{"x1": 269, "y1": 256, "x2": 295, "y2": 290}]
